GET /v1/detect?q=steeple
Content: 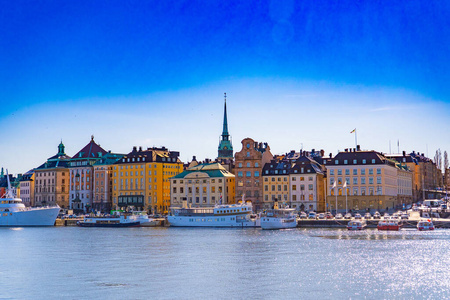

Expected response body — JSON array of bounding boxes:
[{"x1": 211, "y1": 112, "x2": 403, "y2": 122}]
[
  {"x1": 58, "y1": 140, "x2": 65, "y2": 156},
  {"x1": 218, "y1": 93, "x2": 233, "y2": 159},
  {"x1": 222, "y1": 93, "x2": 229, "y2": 139}
]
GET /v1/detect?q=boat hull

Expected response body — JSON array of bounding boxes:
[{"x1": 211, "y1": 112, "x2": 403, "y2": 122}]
[
  {"x1": 261, "y1": 218, "x2": 297, "y2": 230},
  {"x1": 167, "y1": 215, "x2": 260, "y2": 227},
  {"x1": 0, "y1": 207, "x2": 60, "y2": 227},
  {"x1": 77, "y1": 221, "x2": 140, "y2": 227},
  {"x1": 377, "y1": 225, "x2": 401, "y2": 231}
]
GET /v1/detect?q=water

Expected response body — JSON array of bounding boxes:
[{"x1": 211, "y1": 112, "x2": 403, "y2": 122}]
[{"x1": 1, "y1": 227, "x2": 450, "y2": 299}]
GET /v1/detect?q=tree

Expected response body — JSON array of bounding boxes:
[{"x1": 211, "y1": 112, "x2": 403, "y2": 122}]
[{"x1": 444, "y1": 151, "x2": 449, "y2": 171}]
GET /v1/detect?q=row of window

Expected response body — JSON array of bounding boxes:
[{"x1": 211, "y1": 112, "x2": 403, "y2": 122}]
[
  {"x1": 330, "y1": 168, "x2": 382, "y2": 176},
  {"x1": 334, "y1": 158, "x2": 377, "y2": 165},
  {"x1": 330, "y1": 177, "x2": 382, "y2": 185},
  {"x1": 330, "y1": 187, "x2": 382, "y2": 196},
  {"x1": 237, "y1": 162, "x2": 260, "y2": 168},
  {"x1": 237, "y1": 171, "x2": 260, "y2": 177}
]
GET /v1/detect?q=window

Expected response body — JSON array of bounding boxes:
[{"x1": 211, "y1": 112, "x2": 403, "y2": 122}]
[
  {"x1": 254, "y1": 171, "x2": 260, "y2": 177},
  {"x1": 369, "y1": 177, "x2": 374, "y2": 184},
  {"x1": 361, "y1": 177, "x2": 366, "y2": 184},
  {"x1": 238, "y1": 163, "x2": 242, "y2": 168},
  {"x1": 369, "y1": 169, "x2": 373, "y2": 175},
  {"x1": 246, "y1": 162, "x2": 251, "y2": 167},
  {"x1": 335, "y1": 160, "x2": 339, "y2": 164},
  {"x1": 255, "y1": 162, "x2": 259, "y2": 167},
  {"x1": 238, "y1": 172, "x2": 243, "y2": 177},
  {"x1": 353, "y1": 169, "x2": 357, "y2": 175},
  {"x1": 344, "y1": 160, "x2": 348, "y2": 165},
  {"x1": 361, "y1": 169, "x2": 366, "y2": 175},
  {"x1": 292, "y1": 185, "x2": 297, "y2": 191},
  {"x1": 361, "y1": 187, "x2": 366, "y2": 195},
  {"x1": 345, "y1": 177, "x2": 350, "y2": 185},
  {"x1": 330, "y1": 178, "x2": 335, "y2": 185},
  {"x1": 246, "y1": 152, "x2": 250, "y2": 157},
  {"x1": 330, "y1": 169, "x2": 334, "y2": 175},
  {"x1": 376, "y1": 168, "x2": 381, "y2": 175},
  {"x1": 337, "y1": 169, "x2": 342, "y2": 175},
  {"x1": 345, "y1": 169, "x2": 350, "y2": 175},
  {"x1": 308, "y1": 184, "x2": 313, "y2": 190},
  {"x1": 353, "y1": 188, "x2": 358, "y2": 195},
  {"x1": 246, "y1": 171, "x2": 251, "y2": 177},
  {"x1": 353, "y1": 177, "x2": 358, "y2": 185},
  {"x1": 338, "y1": 177, "x2": 342, "y2": 185},
  {"x1": 353, "y1": 159, "x2": 357, "y2": 164},
  {"x1": 362, "y1": 159, "x2": 366, "y2": 164},
  {"x1": 377, "y1": 177, "x2": 382, "y2": 184}
]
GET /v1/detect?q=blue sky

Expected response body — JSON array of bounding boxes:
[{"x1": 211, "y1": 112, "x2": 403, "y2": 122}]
[{"x1": 1, "y1": 1, "x2": 449, "y2": 173}]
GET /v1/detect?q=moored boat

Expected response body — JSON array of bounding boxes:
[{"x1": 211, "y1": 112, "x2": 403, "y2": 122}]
[
  {"x1": 167, "y1": 201, "x2": 260, "y2": 227},
  {"x1": 347, "y1": 219, "x2": 366, "y2": 230},
  {"x1": 261, "y1": 205, "x2": 297, "y2": 230},
  {"x1": 77, "y1": 215, "x2": 140, "y2": 227},
  {"x1": 1, "y1": 171, "x2": 60, "y2": 227},
  {"x1": 417, "y1": 220, "x2": 435, "y2": 231},
  {"x1": 377, "y1": 219, "x2": 401, "y2": 231}
]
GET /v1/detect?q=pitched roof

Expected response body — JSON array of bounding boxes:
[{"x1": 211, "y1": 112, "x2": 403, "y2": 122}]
[
  {"x1": 71, "y1": 137, "x2": 107, "y2": 160},
  {"x1": 171, "y1": 162, "x2": 234, "y2": 179}
]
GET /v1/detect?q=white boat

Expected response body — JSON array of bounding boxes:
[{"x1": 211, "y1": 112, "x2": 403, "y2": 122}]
[
  {"x1": 417, "y1": 220, "x2": 435, "y2": 231},
  {"x1": 347, "y1": 219, "x2": 366, "y2": 230},
  {"x1": 261, "y1": 207, "x2": 297, "y2": 230},
  {"x1": 77, "y1": 214, "x2": 141, "y2": 227},
  {"x1": 131, "y1": 212, "x2": 163, "y2": 227},
  {"x1": 0, "y1": 172, "x2": 60, "y2": 227},
  {"x1": 167, "y1": 202, "x2": 260, "y2": 227}
]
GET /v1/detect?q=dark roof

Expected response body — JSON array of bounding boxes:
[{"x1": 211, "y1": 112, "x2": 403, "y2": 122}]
[
  {"x1": 290, "y1": 156, "x2": 325, "y2": 175},
  {"x1": 331, "y1": 150, "x2": 396, "y2": 167},
  {"x1": 262, "y1": 159, "x2": 291, "y2": 176},
  {"x1": 116, "y1": 146, "x2": 181, "y2": 165},
  {"x1": 71, "y1": 138, "x2": 107, "y2": 160},
  {"x1": 93, "y1": 152, "x2": 125, "y2": 166}
]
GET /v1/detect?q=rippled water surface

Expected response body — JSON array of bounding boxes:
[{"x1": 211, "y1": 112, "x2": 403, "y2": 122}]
[{"x1": 1, "y1": 227, "x2": 450, "y2": 299}]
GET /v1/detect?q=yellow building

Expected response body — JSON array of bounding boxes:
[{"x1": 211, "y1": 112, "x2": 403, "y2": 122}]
[
  {"x1": 111, "y1": 146, "x2": 183, "y2": 214},
  {"x1": 262, "y1": 159, "x2": 290, "y2": 210}
]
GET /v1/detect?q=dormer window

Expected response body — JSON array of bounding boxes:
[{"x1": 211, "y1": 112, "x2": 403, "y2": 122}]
[{"x1": 335, "y1": 160, "x2": 339, "y2": 164}]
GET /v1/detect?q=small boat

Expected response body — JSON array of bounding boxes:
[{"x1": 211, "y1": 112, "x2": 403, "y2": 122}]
[
  {"x1": 261, "y1": 207, "x2": 297, "y2": 230},
  {"x1": 377, "y1": 219, "x2": 401, "y2": 231},
  {"x1": 347, "y1": 219, "x2": 366, "y2": 230},
  {"x1": 417, "y1": 220, "x2": 435, "y2": 231},
  {"x1": 77, "y1": 215, "x2": 140, "y2": 227}
]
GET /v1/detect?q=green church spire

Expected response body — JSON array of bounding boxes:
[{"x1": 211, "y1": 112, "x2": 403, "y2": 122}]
[{"x1": 218, "y1": 93, "x2": 233, "y2": 159}]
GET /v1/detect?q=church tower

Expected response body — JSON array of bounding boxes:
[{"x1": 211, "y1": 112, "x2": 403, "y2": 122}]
[{"x1": 218, "y1": 93, "x2": 233, "y2": 159}]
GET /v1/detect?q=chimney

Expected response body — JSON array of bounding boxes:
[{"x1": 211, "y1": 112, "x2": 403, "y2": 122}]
[
  {"x1": 345, "y1": 148, "x2": 348, "y2": 152},
  {"x1": 356, "y1": 145, "x2": 361, "y2": 151},
  {"x1": 139, "y1": 146, "x2": 142, "y2": 152},
  {"x1": 132, "y1": 146, "x2": 137, "y2": 152},
  {"x1": 320, "y1": 149, "x2": 325, "y2": 157},
  {"x1": 329, "y1": 153, "x2": 332, "y2": 158},
  {"x1": 402, "y1": 151, "x2": 406, "y2": 156}
]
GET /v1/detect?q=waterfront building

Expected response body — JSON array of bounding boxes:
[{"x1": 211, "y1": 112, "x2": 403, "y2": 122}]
[
  {"x1": 111, "y1": 146, "x2": 183, "y2": 214},
  {"x1": 92, "y1": 152, "x2": 124, "y2": 212},
  {"x1": 217, "y1": 93, "x2": 233, "y2": 161},
  {"x1": 34, "y1": 141, "x2": 71, "y2": 208},
  {"x1": 326, "y1": 147, "x2": 413, "y2": 212},
  {"x1": 170, "y1": 162, "x2": 235, "y2": 208},
  {"x1": 234, "y1": 138, "x2": 273, "y2": 212},
  {"x1": 387, "y1": 151, "x2": 440, "y2": 201},
  {"x1": 19, "y1": 170, "x2": 34, "y2": 207},
  {"x1": 262, "y1": 158, "x2": 290, "y2": 210},
  {"x1": 290, "y1": 155, "x2": 326, "y2": 212},
  {"x1": 69, "y1": 136, "x2": 107, "y2": 213}
]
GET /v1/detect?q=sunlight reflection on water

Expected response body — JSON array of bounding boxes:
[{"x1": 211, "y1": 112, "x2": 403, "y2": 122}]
[{"x1": 0, "y1": 227, "x2": 449, "y2": 299}]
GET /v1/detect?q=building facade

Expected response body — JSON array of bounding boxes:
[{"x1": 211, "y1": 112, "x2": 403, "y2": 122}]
[
  {"x1": 69, "y1": 136, "x2": 107, "y2": 213},
  {"x1": 170, "y1": 162, "x2": 235, "y2": 208},
  {"x1": 19, "y1": 170, "x2": 35, "y2": 207},
  {"x1": 111, "y1": 146, "x2": 183, "y2": 214},
  {"x1": 262, "y1": 159, "x2": 290, "y2": 210},
  {"x1": 92, "y1": 152, "x2": 124, "y2": 212},
  {"x1": 326, "y1": 149, "x2": 412, "y2": 212},
  {"x1": 234, "y1": 138, "x2": 273, "y2": 212},
  {"x1": 34, "y1": 142, "x2": 71, "y2": 208}
]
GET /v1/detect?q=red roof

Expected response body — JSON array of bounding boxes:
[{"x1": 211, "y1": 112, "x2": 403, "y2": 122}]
[{"x1": 72, "y1": 137, "x2": 107, "y2": 159}]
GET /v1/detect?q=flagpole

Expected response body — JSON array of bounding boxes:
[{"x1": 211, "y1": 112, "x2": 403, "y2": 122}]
[
  {"x1": 355, "y1": 129, "x2": 358, "y2": 149},
  {"x1": 335, "y1": 187, "x2": 337, "y2": 215},
  {"x1": 345, "y1": 185, "x2": 348, "y2": 213}
]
